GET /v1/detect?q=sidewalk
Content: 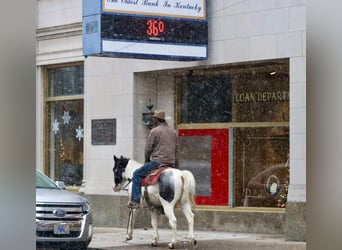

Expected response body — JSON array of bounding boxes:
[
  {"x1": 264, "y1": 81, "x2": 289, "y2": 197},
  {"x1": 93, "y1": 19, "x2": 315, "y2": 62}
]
[{"x1": 88, "y1": 227, "x2": 306, "y2": 250}]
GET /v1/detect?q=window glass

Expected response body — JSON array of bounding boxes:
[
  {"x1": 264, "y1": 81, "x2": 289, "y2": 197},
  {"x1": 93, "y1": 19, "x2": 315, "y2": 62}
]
[
  {"x1": 36, "y1": 171, "x2": 59, "y2": 189},
  {"x1": 45, "y1": 64, "x2": 84, "y2": 186},
  {"x1": 232, "y1": 70, "x2": 289, "y2": 123},
  {"x1": 47, "y1": 100, "x2": 84, "y2": 185},
  {"x1": 176, "y1": 59, "x2": 289, "y2": 208},
  {"x1": 48, "y1": 65, "x2": 84, "y2": 97},
  {"x1": 234, "y1": 127, "x2": 289, "y2": 208},
  {"x1": 179, "y1": 136, "x2": 212, "y2": 196},
  {"x1": 178, "y1": 75, "x2": 232, "y2": 123}
]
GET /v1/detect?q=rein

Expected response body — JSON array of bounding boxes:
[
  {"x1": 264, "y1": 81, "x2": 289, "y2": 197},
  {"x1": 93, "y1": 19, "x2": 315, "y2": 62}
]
[{"x1": 122, "y1": 178, "x2": 132, "y2": 191}]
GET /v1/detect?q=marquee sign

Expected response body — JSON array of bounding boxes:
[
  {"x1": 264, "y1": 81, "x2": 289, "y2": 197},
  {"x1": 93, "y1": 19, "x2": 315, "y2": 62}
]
[
  {"x1": 83, "y1": 0, "x2": 208, "y2": 60},
  {"x1": 102, "y1": 0, "x2": 206, "y2": 19}
]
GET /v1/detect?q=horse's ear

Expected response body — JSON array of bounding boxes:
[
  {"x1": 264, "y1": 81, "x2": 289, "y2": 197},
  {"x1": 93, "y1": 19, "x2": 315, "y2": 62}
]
[{"x1": 114, "y1": 155, "x2": 118, "y2": 161}]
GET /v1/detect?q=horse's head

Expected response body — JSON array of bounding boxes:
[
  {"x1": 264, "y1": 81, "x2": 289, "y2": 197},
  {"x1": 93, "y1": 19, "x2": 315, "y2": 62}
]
[{"x1": 112, "y1": 155, "x2": 129, "y2": 192}]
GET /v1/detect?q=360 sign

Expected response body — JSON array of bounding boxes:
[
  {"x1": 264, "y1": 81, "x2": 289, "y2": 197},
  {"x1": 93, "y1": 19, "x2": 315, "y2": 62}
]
[
  {"x1": 100, "y1": 14, "x2": 207, "y2": 45},
  {"x1": 146, "y1": 19, "x2": 165, "y2": 37}
]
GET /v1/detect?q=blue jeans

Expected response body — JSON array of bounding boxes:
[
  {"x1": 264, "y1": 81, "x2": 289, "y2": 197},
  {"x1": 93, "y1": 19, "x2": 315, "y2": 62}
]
[{"x1": 131, "y1": 161, "x2": 160, "y2": 203}]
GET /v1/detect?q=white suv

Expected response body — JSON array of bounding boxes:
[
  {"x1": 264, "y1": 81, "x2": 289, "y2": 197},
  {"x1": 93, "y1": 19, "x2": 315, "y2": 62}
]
[{"x1": 36, "y1": 170, "x2": 93, "y2": 249}]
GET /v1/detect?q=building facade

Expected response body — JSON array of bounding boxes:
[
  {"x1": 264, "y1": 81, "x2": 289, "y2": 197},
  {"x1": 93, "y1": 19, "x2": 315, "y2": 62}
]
[{"x1": 36, "y1": 0, "x2": 306, "y2": 240}]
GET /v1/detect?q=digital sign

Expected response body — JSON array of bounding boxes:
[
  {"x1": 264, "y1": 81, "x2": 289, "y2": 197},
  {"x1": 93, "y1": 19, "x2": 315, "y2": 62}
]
[
  {"x1": 146, "y1": 19, "x2": 165, "y2": 36},
  {"x1": 101, "y1": 14, "x2": 207, "y2": 44},
  {"x1": 83, "y1": 0, "x2": 208, "y2": 60}
]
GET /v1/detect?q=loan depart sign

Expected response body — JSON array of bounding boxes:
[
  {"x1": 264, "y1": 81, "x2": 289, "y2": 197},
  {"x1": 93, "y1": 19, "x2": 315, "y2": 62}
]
[{"x1": 83, "y1": 0, "x2": 208, "y2": 60}]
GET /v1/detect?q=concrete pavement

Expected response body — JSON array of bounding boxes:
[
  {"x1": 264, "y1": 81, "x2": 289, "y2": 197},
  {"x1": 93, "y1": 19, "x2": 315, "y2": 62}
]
[{"x1": 88, "y1": 227, "x2": 306, "y2": 250}]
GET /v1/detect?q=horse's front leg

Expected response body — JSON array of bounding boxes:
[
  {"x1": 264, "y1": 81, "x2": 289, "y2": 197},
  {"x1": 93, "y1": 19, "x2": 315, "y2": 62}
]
[
  {"x1": 150, "y1": 211, "x2": 159, "y2": 246},
  {"x1": 126, "y1": 208, "x2": 135, "y2": 241}
]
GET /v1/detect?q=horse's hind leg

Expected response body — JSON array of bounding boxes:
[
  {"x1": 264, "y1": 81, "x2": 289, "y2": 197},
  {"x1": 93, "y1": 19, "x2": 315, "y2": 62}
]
[
  {"x1": 150, "y1": 211, "x2": 159, "y2": 246},
  {"x1": 181, "y1": 202, "x2": 197, "y2": 246},
  {"x1": 162, "y1": 203, "x2": 177, "y2": 249}
]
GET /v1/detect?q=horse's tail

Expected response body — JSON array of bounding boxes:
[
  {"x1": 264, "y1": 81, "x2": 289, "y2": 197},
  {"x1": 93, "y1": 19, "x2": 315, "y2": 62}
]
[{"x1": 181, "y1": 170, "x2": 196, "y2": 209}]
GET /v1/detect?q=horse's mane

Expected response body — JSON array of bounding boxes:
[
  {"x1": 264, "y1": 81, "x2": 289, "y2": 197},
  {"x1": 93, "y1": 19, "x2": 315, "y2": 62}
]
[
  {"x1": 124, "y1": 158, "x2": 142, "y2": 178},
  {"x1": 129, "y1": 159, "x2": 142, "y2": 167},
  {"x1": 127, "y1": 158, "x2": 143, "y2": 169}
]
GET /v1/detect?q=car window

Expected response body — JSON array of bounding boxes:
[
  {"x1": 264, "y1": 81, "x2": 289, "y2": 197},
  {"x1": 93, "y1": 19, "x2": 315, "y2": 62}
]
[{"x1": 36, "y1": 171, "x2": 59, "y2": 189}]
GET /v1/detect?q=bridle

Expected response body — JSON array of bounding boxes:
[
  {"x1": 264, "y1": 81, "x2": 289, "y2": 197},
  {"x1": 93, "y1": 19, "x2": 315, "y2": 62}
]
[{"x1": 122, "y1": 178, "x2": 132, "y2": 191}]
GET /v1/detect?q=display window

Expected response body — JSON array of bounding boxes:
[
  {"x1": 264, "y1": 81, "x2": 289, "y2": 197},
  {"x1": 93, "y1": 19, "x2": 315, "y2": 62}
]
[
  {"x1": 44, "y1": 63, "x2": 84, "y2": 187},
  {"x1": 233, "y1": 127, "x2": 289, "y2": 208},
  {"x1": 176, "y1": 59, "x2": 289, "y2": 208}
]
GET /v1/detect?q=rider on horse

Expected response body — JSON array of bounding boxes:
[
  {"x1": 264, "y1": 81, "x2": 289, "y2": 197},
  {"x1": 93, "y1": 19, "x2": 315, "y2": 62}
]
[{"x1": 127, "y1": 110, "x2": 179, "y2": 209}]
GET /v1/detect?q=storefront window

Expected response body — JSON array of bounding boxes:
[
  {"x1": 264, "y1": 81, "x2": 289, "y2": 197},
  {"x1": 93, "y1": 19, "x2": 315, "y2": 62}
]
[
  {"x1": 234, "y1": 127, "x2": 289, "y2": 208},
  {"x1": 176, "y1": 59, "x2": 289, "y2": 208},
  {"x1": 45, "y1": 64, "x2": 84, "y2": 186},
  {"x1": 231, "y1": 60, "x2": 289, "y2": 207}
]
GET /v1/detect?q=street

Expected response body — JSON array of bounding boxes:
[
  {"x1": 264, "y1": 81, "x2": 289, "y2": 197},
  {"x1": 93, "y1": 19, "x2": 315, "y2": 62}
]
[{"x1": 87, "y1": 227, "x2": 306, "y2": 250}]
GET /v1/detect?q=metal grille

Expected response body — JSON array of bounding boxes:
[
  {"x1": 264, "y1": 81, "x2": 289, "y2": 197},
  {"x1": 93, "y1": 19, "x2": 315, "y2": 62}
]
[
  {"x1": 36, "y1": 203, "x2": 84, "y2": 238},
  {"x1": 37, "y1": 204, "x2": 82, "y2": 219}
]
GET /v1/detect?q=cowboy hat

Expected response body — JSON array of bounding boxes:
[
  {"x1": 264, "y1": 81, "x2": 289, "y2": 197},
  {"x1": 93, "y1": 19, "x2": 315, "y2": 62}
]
[{"x1": 152, "y1": 110, "x2": 165, "y2": 121}]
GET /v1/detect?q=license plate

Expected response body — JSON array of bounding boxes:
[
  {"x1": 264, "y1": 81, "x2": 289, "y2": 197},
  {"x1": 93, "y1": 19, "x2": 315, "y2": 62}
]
[{"x1": 53, "y1": 223, "x2": 70, "y2": 235}]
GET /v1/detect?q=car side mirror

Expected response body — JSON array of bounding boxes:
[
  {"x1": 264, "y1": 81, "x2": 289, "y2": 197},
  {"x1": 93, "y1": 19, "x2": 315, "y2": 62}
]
[{"x1": 56, "y1": 181, "x2": 66, "y2": 190}]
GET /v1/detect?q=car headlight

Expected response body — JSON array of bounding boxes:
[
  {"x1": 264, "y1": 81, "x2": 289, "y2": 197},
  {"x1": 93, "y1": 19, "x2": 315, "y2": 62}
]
[{"x1": 82, "y1": 202, "x2": 91, "y2": 213}]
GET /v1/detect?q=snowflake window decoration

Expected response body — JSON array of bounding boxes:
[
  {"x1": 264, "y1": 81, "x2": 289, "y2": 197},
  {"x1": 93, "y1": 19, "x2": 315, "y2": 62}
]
[
  {"x1": 62, "y1": 111, "x2": 71, "y2": 125},
  {"x1": 52, "y1": 119, "x2": 60, "y2": 134},
  {"x1": 75, "y1": 125, "x2": 84, "y2": 141}
]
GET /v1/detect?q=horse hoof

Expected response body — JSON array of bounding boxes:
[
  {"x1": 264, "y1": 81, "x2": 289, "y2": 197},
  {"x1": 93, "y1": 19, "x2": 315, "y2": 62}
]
[
  {"x1": 151, "y1": 240, "x2": 158, "y2": 247},
  {"x1": 191, "y1": 238, "x2": 198, "y2": 247},
  {"x1": 168, "y1": 242, "x2": 175, "y2": 249},
  {"x1": 125, "y1": 236, "x2": 132, "y2": 241}
]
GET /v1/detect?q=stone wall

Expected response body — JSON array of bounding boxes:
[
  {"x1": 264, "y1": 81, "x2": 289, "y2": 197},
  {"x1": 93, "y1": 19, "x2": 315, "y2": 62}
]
[
  {"x1": 85, "y1": 194, "x2": 286, "y2": 234},
  {"x1": 285, "y1": 202, "x2": 306, "y2": 241}
]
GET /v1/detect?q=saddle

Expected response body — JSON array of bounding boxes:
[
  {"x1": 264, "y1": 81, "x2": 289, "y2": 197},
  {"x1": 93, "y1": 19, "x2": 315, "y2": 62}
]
[
  {"x1": 142, "y1": 165, "x2": 174, "y2": 214},
  {"x1": 141, "y1": 166, "x2": 173, "y2": 187}
]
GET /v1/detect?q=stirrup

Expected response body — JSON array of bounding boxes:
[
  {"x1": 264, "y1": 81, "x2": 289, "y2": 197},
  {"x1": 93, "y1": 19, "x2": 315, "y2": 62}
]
[{"x1": 127, "y1": 201, "x2": 140, "y2": 209}]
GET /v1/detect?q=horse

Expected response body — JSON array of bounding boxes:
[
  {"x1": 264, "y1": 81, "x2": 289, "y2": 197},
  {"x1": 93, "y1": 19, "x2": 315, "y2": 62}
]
[{"x1": 112, "y1": 155, "x2": 197, "y2": 249}]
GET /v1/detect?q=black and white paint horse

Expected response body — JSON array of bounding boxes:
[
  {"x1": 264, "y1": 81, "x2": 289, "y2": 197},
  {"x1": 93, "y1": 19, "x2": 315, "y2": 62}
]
[{"x1": 112, "y1": 155, "x2": 197, "y2": 249}]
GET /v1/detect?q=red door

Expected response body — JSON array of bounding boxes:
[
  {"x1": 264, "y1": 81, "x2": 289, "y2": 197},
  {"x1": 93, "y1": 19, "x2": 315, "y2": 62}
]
[{"x1": 178, "y1": 129, "x2": 229, "y2": 206}]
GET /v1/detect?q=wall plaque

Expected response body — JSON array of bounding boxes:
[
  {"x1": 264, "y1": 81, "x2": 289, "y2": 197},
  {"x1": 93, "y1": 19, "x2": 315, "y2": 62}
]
[{"x1": 91, "y1": 119, "x2": 116, "y2": 145}]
